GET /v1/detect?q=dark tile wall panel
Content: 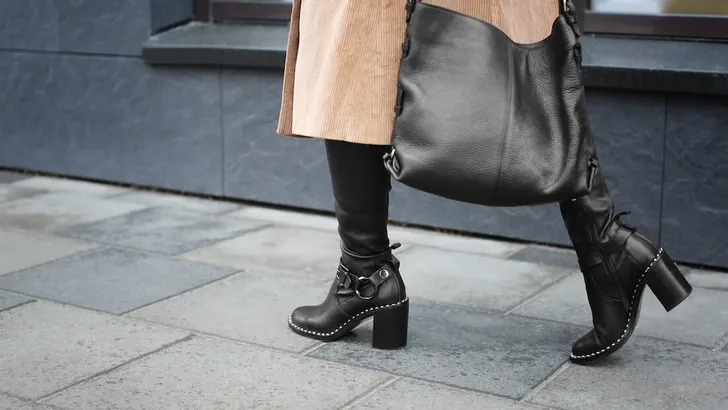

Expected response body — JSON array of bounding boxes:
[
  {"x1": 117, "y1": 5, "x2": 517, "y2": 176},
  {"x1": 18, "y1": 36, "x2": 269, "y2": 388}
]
[
  {"x1": 57, "y1": 0, "x2": 150, "y2": 56},
  {"x1": 390, "y1": 183, "x2": 569, "y2": 245},
  {"x1": 222, "y1": 68, "x2": 335, "y2": 211},
  {"x1": 0, "y1": 52, "x2": 223, "y2": 195},
  {"x1": 583, "y1": 89, "x2": 666, "y2": 243},
  {"x1": 662, "y1": 94, "x2": 728, "y2": 267},
  {"x1": 0, "y1": 0, "x2": 59, "y2": 51},
  {"x1": 150, "y1": 0, "x2": 194, "y2": 33},
  {"x1": 0, "y1": 52, "x2": 64, "y2": 153}
]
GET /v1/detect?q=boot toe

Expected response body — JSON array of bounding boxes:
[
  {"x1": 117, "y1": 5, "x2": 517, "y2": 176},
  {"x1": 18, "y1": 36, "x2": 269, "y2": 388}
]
[
  {"x1": 289, "y1": 305, "x2": 316, "y2": 330},
  {"x1": 571, "y1": 330, "x2": 599, "y2": 359},
  {"x1": 289, "y1": 304, "x2": 337, "y2": 337}
]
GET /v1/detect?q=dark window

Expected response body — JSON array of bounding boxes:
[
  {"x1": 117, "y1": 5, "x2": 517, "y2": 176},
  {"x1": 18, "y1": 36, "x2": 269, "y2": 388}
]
[
  {"x1": 195, "y1": 0, "x2": 293, "y2": 22},
  {"x1": 582, "y1": 0, "x2": 728, "y2": 40}
]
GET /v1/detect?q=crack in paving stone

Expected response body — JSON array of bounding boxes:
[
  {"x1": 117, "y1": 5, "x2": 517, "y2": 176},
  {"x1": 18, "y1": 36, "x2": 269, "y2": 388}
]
[
  {"x1": 503, "y1": 272, "x2": 579, "y2": 315},
  {"x1": 519, "y1": 362, "x2": 571, "y2": 403},
  {"x1": 300, "y1": 353, "x2": 534, "y2": 404},
  {"x1": 0, "y1": 296, "x2": 36, "y2": 313},
  {"x1": 35, "y1": 334, "x2": 195, "y2": 403},
  {"x1": 117, "y1": 269, "x2": 245, "y2": 315},
  {"x1": 123, "y1": 311, "x2": 353, "y2": 359},
  {"x1": 713, "y1": 331, "x2": 728, "y2": 351},
  {"x1": 0, "y1": 245, "x2": 106, "y2": 278},
  {"x1": 338, "y1": 376, "x2": 400, "y2": 410},
  {"x1": 299, "y1": 341, "x2": 327, "y2": 356}
]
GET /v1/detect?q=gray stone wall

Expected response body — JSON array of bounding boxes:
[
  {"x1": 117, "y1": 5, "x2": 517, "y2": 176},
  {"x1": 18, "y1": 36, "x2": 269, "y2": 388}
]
[
  {"x1": 0, "y1": 0, "x2": 192, "y2": 55},
  {"x1": 1, "y1": 1, "x2": 726, "y2": 268}
]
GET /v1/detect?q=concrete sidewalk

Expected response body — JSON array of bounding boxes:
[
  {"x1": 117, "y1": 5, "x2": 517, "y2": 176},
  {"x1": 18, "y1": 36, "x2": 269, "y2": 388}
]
[{"x1": 1, "y1": 170, "x2": 727, "y2": 410}]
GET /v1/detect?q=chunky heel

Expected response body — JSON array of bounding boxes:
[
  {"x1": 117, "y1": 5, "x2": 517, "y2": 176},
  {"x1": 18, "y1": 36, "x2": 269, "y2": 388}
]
[
  {"x1": 372, "y1": 300, "x2": 409, "y2": 350},
  {"x1": 645, "y1": 250, "x2": 693, "y2": 312}
]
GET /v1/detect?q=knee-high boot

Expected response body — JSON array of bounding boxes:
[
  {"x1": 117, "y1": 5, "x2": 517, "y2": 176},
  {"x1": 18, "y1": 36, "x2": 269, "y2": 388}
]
[
  {"x1": 287, "y1": 140, "x2": 409, "y2": 349},
  {"x1": 560, "y1": 165, "x2": 692, "y2": 364}
]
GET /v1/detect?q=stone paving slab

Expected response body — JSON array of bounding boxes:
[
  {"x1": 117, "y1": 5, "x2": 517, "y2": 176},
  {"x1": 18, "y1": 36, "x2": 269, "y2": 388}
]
[
  {"x1": 0, "y1": 184, "x2": 43, "y2": 203},
  {"x1": 0, "y1": 171, "x2": 29, "y2": 184},
  {"x1": 0, "y1": 290, "x2": 33, "y2": 312},
  {"x1": 508, "y1": 246, "x2": 580, "y2": 271},
  {"x1": 0, "y1": 192, "x2": 147, "y2": 232},
  {"x1": 512, "y1": 274, "x2": 728, "y2": 348},
  {"x1": 0, "y1": 395, "x2": 54, "y2": 410},
  {"x1": 181, "y1": 225, "x2": 345, "y2": 276},
  {"x1": 0, "y1": 302, "x2": 189, "y2": 400},
  {"x1": 228, "y1": 206, "x2": 340, "y2": 231},
  {"x1": 397, "y1": 247, "x2": 575, "y2": 312},
  {"x1": 350, "y1": 379, "x2": 544, "y2": 410},
  {"x1": 11, "y1": 176, "x2": 128, "y2": 197},
  {"x1": 57, "y1": 207, "x2": 268, "y2": 255},
  {"x1": 686, "y1": 269, "x2": 728, "y2": 291},
  {"x1": 112, "y1": 190, "x2": 242, "y2": 214},
  {"x1": 0, "y1": 248, "x2": 238, "y2": 314},
  {"x1": 528, "y1": 338, "x2": 728, "y2": 410},
  {"x1": 0, "y1": 228, "x2": 100, "y2": 276},
  {"x1": 309, "y1": 300, "x2": 585, "y2": 399},
  {"x1": 388, "y1": 226, "x2": 525, "y2": 257},
  {"x1": 130, "y1": 271, "x2": 330, "y2": 353},
  {"x1": 43, "y1": 336, "x2": 389, "y2": 410}
]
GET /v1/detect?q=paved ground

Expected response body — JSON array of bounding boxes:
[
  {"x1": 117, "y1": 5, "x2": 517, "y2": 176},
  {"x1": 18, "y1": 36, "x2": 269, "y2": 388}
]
[{"x1": 1, "y1": 170, "x2": 727, "y2": 410}]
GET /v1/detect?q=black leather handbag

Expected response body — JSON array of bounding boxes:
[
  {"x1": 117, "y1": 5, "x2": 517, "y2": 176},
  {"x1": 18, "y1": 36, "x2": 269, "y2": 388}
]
[{"x1": 383, "y1": 0, "x2": 599, "y2": 207}]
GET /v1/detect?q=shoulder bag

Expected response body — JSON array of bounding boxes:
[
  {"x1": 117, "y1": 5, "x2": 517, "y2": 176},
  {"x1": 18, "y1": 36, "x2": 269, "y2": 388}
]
[{"x1": 383, "y1": 0, "x2": 599, "y2": 207}]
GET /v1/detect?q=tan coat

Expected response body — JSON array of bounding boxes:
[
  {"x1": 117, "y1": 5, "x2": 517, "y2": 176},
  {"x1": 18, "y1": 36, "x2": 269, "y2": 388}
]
[{"x1": 277, "y1": 0, "x2": 560, "y2": 145}]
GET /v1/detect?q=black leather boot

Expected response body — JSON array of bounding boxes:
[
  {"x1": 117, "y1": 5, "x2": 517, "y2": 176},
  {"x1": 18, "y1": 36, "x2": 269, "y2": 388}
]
[
  {"x1": 287, "y1": 140, "x2": 409, "y2": 349},
  {"x1": 288, "y1": 244, "x2": 409, "y2": 349},
  {"x1": 560, "y1": 165, "x2": 692, "y2": 364}
]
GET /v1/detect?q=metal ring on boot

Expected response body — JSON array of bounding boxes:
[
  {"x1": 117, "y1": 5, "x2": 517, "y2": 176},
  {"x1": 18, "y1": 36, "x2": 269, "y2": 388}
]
[{"x1": 354, "y1": 276, "x2": 377, "y2": 300}]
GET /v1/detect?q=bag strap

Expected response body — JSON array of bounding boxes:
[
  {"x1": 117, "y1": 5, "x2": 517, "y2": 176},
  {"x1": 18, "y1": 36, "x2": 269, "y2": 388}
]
[{"x1": 561, "y1": 0, "x2": 583, "y2": 66}]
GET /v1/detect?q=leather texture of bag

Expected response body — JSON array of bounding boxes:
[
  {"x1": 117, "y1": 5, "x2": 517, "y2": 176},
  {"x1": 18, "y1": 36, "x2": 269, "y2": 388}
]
[{"x1": 383, "y1": 0, "x2": 599, "y2": 207}]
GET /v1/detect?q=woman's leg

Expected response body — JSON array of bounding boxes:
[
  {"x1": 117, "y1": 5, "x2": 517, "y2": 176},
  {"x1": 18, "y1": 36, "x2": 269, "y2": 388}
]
[
  {"x1": 560, "y1": 165, "x2": 692, "y2": 364},
  {"x1": 327, "y1": 140, "x2": 392, "y2": 268},
  {"x1": 287, "y1": 140, "x2": 409, "y2": 349}
]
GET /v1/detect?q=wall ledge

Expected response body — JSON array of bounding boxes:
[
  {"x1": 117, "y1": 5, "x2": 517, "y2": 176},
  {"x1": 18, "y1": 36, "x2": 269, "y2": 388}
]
[
  {"x1": 143, "y1": 22, "x2": 728, "y2": 96},
  {"x1": 142, "y1": 21, "x2": 288, "y2": 68}
]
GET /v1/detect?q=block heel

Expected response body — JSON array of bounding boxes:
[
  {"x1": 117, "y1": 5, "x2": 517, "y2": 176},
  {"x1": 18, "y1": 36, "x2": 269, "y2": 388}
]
[
  {"x1": 372, "y1": 299, "x2": 409, "y2": 350},
  {"x1": 645, "y1": 250, "x2": 693, "y2": 312}
]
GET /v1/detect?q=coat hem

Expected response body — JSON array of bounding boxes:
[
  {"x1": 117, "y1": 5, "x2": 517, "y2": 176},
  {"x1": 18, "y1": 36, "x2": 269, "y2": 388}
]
[{"x1": 275, "y1": 128, "x2": 393, "y2": 146}]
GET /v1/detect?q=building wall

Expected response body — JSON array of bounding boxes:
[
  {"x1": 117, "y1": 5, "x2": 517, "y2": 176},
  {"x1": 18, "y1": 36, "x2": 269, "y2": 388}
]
[{"x1": 1, "y1": 1, "x2": 727, "y2": 268}]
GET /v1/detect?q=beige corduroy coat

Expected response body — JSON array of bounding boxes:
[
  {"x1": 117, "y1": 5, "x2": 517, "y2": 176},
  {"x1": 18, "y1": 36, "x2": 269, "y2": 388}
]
[{"x1": 277, "y1": 0, "x2": 560, "y2": 145}]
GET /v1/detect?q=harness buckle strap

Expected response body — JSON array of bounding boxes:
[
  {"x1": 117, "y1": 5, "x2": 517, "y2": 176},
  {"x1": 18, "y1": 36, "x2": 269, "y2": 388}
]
[{"x1": 338, "y1": 267, "x2": 394, "y2": 300}]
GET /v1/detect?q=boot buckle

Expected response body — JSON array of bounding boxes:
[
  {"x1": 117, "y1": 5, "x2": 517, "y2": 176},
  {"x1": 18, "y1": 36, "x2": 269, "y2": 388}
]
[
  {"x1": 354, "y1": 276, "x2": 377, "y2": 300},
  {"x1": 352, "y1": 267, "x2": 393, "y2": 300}
]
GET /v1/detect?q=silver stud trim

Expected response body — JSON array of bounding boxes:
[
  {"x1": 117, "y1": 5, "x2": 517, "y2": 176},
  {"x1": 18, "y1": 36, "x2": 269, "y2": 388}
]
[
  {"x1": 570, "y1": 249, "x2": 663, "y2": 360},
  {"x1": 288, "y1": 297, "x2": 409, "y2": 337}
]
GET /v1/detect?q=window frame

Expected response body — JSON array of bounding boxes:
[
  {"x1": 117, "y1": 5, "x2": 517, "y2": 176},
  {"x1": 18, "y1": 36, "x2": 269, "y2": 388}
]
[
  {"x1": 195, "y1": 0, "x2": 293, "y2": 22},
  {"x1": 581, "y1": 0, "x2": 728, "y2": 40}
]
